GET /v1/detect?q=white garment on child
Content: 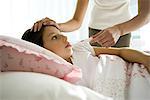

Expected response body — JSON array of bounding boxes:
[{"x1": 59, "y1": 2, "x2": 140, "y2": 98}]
[
  {"x1": 72, "y1": 40, "x2": 98, "y2": 88},
  {"x1": 72, "y1": 40, "x2": 150, "y2": 100}
]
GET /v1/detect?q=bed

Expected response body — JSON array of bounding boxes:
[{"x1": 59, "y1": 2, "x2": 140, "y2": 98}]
[{"x1": 0, "y1": 35, "x2": 150, "y2": 100}]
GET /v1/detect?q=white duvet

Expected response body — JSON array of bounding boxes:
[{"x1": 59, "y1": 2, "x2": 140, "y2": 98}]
[{"x1": 92, "y1": 55, "x2": 150, "y2": 100}]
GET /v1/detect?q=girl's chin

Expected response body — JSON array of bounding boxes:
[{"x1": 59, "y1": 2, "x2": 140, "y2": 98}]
[{"x1": 70, "y1": 49, "x2": 73, "y2": 55}]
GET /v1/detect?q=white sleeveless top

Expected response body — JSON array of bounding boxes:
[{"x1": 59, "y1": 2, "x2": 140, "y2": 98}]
[{"x1": 89, "y1": 0, "x2": 131, "y2": 30}]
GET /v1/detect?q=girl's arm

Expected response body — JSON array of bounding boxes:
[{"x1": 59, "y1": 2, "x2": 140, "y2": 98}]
[
  {"x1": 93, "y1": 47, "x2": 150, "y2": 71},
  {"x1": 58, "y1": 0, "x2": 89, "y2": 32}
]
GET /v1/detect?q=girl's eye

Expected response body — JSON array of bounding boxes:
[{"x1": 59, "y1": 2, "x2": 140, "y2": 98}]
[{"x1": 52, "y1": 36, "x2": 58, "y2": 40}]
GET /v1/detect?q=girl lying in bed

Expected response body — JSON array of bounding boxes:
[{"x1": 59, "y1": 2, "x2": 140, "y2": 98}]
[{"x1": 22, "y1": 24, "x2": 150, "y2": 100}]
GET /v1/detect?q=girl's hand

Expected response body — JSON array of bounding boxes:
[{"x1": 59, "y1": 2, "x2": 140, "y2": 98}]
[
  {"x1": 30, "y1": 17, "x2": 60, "y2": 32},
  {"x1": 91, "y1": 26, "x2": 121, "y2": 47}
]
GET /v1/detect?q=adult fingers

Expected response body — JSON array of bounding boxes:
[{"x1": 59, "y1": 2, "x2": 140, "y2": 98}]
[
  {"x1": 30, "y1": 20, "x2": 43, "y2": 32},
  {"x1": 31, "y1": 17, "x2": 55, "y2": 32},
  {"x1": 92, "y1": 31, "x2": 105, "y2": 42},
  {"x1": 43, "y1": 20, "x2": 55, "y2": 26},
  {"x1": 100, "y1": 40, "x2": 115, "y2": 47},
  {"x1": 91, "y1": 30, "x2": 104, "y2": 39},
  {"x1": 33, "y1": 22, "x2": 39, "y2": 32},
  {"x1": 43, "y1": 21, "x2": 60, "y2": 30},
  {"x1": 37, "y1": 21, "x2": 43, "y2": 31},
  {"x1": 99, "y1": 35, "x2": 115, "y2": 47},
  {"x1": 93, "y1": 31, "x2": 115, "y2": 47}
]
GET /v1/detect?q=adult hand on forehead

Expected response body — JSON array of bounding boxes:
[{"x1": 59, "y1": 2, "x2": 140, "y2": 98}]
[
  {"x1": 31, "y1": 17, "x2": 60, "y2": 32},
  {"x1": 91, "y1": 26, "x2": 121, "y2": 47}
]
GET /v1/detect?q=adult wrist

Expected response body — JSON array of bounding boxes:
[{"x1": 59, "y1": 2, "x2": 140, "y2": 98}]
[
  {"x1": 115, "y1": 25, "x2": 123, "y2": 36},
  {"x1": 58, "y1": 23, "x2": 63, "y2": 32}
]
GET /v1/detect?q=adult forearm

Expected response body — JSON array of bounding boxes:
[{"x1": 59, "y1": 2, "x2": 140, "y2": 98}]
[
  {"x1": 58, "y1": 20, "x2": 81, "y2": 32},
  {"x1": 58, "y1": 0, "x2": 89, "y2": 32},
  {"x1": 116, "y1": 0, "x2": 150, "y2": 35}
]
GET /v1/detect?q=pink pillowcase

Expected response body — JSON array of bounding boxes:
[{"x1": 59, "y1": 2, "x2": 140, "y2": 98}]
[{"x1": 0, "y1": 35, "x2": 82, "y2": 84}]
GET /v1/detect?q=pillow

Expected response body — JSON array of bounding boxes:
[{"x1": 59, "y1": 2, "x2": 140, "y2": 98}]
[
  {"x1": 0, "y1": 35, "x2": 82, "y2": 84},
  {"x1": 1, "y1": 72, "x2": 111, "y2": 100}
]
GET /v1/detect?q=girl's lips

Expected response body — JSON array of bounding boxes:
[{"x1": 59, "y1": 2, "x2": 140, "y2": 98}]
[{"x1": 65, "y1": 42, "x2": 72, "y2": 48}]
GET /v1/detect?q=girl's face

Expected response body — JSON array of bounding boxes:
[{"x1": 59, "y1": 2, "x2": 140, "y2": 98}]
[{"x1": 42, "y1": 26, "x2": 73, "y2": 60}]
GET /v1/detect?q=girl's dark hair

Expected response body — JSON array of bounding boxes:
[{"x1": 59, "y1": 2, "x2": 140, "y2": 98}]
[
  {"x1": 22, "y1": 25, "x2": 59, "y2": 47},
  {"x1": 21, "y1": 27, "x2": 45, "y2": 47}
]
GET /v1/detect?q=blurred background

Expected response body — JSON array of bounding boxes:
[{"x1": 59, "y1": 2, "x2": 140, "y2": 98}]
[{"x1": 0, "y1": 0, "x2": 149, "y2": 51}]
